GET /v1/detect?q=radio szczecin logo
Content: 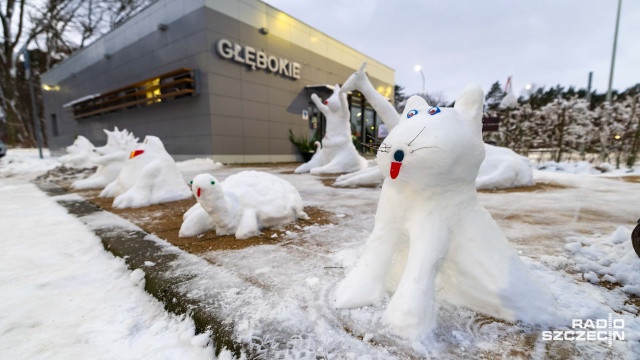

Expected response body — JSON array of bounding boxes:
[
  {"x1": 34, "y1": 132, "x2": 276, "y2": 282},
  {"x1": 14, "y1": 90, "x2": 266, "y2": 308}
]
[{"x1": 542, "y1": 314, "x2": 625, "y2": 346}]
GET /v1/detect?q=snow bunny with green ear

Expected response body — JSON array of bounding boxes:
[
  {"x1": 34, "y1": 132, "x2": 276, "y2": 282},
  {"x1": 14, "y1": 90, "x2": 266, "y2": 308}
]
[{"x1": 333, "y1": 85, "x2": 557, "y2": 338}]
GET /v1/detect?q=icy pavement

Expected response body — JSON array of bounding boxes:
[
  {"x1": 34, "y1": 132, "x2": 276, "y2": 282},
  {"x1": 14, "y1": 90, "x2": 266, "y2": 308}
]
[
  {"x1": 0, "y1": 177, "x2": 215, "y2": 360},
  {"x1": 174, "y1": 164, "x2": 640, "y2": 358}
]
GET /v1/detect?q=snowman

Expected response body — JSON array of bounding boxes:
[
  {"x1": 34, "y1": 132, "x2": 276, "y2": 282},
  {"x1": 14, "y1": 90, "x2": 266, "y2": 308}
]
[
  {"x1": 100, "y1": 135, "x2": 192, "y2": 208},
  {"x1": 59, "y1": 136, "x2": 97, "y2": 168},
  {"x1": 334, "y1": 86, "x2": 557, "y2": 338},
  {"x1": 72, "y1": 127, "x2": 139, "y2": 190},
  {"x1": 294, "y1": 84, "x2": 367, "y2": 174},
  {"x1": 183, "y1": 171, "x2": 307, "y2": 239}
]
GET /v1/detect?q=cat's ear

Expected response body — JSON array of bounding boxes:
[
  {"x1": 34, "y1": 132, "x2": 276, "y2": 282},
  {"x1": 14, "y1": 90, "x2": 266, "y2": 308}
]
[
  {"x1": 454, "y1": 84, "x2": 484, "y2": 127},
  {"x1": 400, "y1": 95, "x2": 429, "y2": 119}
]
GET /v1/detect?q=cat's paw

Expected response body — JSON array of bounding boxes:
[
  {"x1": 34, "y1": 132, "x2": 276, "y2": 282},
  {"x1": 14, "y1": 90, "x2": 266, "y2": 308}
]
[{"x1": 333, "y1": 273, "x2": 384, "y2": 309}]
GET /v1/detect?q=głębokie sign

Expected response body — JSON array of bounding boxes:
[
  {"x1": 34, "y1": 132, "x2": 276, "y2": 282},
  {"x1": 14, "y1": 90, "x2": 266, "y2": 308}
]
[{"x1": 216, "y1": 39, "x2": 301, "y2": 80}]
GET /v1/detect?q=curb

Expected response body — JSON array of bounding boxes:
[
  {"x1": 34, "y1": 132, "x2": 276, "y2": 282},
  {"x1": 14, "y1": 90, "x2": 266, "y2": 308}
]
[{"x1": 35, "y1": 181, "x2": 244, "y2": 358}]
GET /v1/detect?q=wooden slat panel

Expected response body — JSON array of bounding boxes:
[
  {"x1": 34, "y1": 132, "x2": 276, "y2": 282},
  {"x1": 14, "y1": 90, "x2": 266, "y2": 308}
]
[
  {"x1": 75, "y1": 89, "x2": 195, "y2": 119},
  {"x1": 71, "y1": 68, "x2": 196, "y2": 120}
]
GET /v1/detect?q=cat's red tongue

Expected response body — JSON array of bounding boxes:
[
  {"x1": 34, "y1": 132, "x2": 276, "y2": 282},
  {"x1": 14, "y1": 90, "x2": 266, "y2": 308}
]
[
  {"x1": 390, "y1": 161, "x2": 402, "y2": 179},
  {"x1": 197, "y1": 188, "x2": 201, "y2": 197}
]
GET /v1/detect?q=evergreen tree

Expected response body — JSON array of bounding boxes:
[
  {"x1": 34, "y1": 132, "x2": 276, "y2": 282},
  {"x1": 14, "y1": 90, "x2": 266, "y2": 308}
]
[{"x1": 485, "y1": 81, "x2": 504, "y2": 110}]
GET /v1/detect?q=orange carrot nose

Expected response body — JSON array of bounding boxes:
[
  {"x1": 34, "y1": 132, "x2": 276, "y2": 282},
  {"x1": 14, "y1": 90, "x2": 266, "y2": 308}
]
[
  {"x1": 390, "y1": 161, "x2": 402, "y2": 179},
  {"x1": 197, "y1": 188, "x2": 201, "y2": 197},
  {"x1": 129, "y1": 149, "x2": 144, "y2": 159}
]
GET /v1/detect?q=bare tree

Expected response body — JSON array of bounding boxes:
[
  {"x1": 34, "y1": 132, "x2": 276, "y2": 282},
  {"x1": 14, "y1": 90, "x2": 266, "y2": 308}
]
[{"x1": 0, "y1": 0, "x2": 154, "y2": 145}]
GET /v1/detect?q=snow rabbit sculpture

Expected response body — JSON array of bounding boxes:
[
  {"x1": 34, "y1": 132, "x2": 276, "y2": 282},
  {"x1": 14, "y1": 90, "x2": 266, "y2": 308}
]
[
  {"x1": 294, "y1": 84, "x2": 367, "y2": 174},
  {"x1": 334, "y1": 85, "x2": 557, "y2": 338},
  {"x1": 188, "y1": 172, "x2": 308, "y2": 239}
]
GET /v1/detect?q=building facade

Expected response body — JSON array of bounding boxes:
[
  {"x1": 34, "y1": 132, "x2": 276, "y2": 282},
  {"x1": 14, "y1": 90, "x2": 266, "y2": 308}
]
[{"x1": 41, "y1": 0, "x2": 395, "y2": 162}]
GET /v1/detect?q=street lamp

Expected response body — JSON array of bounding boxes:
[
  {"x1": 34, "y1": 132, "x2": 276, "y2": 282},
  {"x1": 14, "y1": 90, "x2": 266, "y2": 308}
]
[
  {"x1": 606, "y1": 0, "x2": 623, "y2": 103},
  {"x1": 20, "y1": 45, "x2": 43, "y2": 159},
  {"x1": 414, "y1": 65, "x2": 425, "y2": 95}
]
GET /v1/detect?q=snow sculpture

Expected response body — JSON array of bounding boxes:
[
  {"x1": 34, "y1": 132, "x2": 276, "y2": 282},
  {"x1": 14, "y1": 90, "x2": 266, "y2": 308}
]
[
  {"x1": 341, "y1": 62, "x2": 400, "y2": 130},
  {"x1": 334, "y1": 165, "x2": 383, "y2": 187},
  {"x1": 476, "y1": 144, "x2": 533, "y2": 190},
  {"x1": 334, "y1": 86, "x2": 557, "y2": 338},
  {"x1": 185, "y1": 171, "x2": 308, "y2": 239},
  {"x1": 179, "y1": 203, "x2": 215, "y2": 238},
  {"x1": 59, "y1": 136, "x2": 97, "y2": 168},
  {"x1": 335, "y1": 144, "x2": 534, "y2": 189},
  {"x1": 499, "y1": 76, "x2": 518, "y2": 109},
  {"x1": 72, "y1": 127, "x2": 139, "y2": 190},
  {"x1": 334, "y1": 62, "x2": 399, "y2": 187},
  {"x1": 294, "y1": 84, "x2": 367, "y2": 174},
  {"x1": 100, "y1": 136, "x2": 192, "y2": 208}
]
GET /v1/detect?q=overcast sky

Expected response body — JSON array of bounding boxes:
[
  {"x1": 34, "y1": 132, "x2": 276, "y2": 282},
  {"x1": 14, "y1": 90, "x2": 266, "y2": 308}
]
[{"x1": 262, "y1": 0, "x2": 640, "y2": 102}]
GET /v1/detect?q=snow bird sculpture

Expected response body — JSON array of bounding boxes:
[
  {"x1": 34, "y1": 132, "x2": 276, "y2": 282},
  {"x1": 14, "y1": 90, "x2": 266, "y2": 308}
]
[
  {"x1": 100, "y1": 136, "x2": 192, "y2": 208},
  {"x1": 333, "y1": 85, "x2": 557, "y2": 338},
  {"x1": 294, "y1": 84, "x2": 367, "y2": 174},
  {"x1": 72, "y1": 127, "x2": 139, "y2": 190},
  {"x1": 183, "y1": 172, "x2": 308, "y2": 239}
]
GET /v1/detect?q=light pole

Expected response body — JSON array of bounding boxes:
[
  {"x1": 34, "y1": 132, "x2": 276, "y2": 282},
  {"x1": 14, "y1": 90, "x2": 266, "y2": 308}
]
[
  {"x1": 20, "y1": 45, "x2": 43, "y2": 159},
  {"x1": 414, "y1": 65, "x2": 425, "y2": 95},
  {"x1": 606, "y1": 0, "x2": 622, "y2": 103}
]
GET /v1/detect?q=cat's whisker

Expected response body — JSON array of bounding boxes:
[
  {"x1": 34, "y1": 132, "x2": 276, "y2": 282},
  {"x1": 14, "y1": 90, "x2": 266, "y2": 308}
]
[
  {"x1": 407, "y1": 126, "x2": 426, "y2": 146},
  {"x1": 410, "y1": 146, "x2": 440, "y2": 153}
]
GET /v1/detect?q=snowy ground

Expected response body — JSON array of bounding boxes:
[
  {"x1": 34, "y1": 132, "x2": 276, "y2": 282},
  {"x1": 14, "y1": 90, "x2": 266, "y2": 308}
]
[
  {"x1": 2, "y1": 149, "x2": 640, "y2": 359},
  {"x1": 0, "y1": 151, "x2": 226, "y2": 359}
]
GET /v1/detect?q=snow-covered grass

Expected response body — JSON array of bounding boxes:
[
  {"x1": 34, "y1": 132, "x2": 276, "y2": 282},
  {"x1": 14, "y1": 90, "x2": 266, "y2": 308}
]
[{"x1": 0, "y1": 177, "x2": 214, "y2": 360}]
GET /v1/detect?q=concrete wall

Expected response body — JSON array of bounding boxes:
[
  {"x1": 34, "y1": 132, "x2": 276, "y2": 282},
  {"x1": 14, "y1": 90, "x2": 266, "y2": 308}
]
[{"x1": 41, "y1": 0, "x2": 395, "y2": 163}]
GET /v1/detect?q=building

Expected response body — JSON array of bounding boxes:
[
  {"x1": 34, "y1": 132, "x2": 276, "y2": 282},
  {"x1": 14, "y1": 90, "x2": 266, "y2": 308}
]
[{"x1": 41, "y1": 0, "x2": 395, "y2": 162}]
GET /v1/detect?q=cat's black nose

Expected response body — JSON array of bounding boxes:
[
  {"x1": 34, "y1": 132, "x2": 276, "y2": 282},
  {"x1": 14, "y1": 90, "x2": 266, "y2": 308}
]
[{"x1": 394, "y1": 150, "x2": 404, "y2": 162}]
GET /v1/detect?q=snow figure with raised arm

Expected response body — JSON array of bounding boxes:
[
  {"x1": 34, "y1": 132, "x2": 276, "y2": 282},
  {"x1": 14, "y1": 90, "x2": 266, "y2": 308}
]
[
  {"x1": 59, "y1": 136, "x2": 97, "y2": 168},
  {"x1": 186, "y1": 171, "x2": 308, "y2": 239},
  {"x1": 294, "y1": 84, "x2": 367, "y2": 174},
  {"x1": 72, "y1": 127, "x2": 139, "y2": 190},
  {"x1": 333, "y1": 86, "x2": 557, "y2": 338},
  {"x1": 334, "y1": 62, "x2": 398, "y2": 187},
  {"x1": 100, "y1": 136, "x2": 192, "y2": 208}
]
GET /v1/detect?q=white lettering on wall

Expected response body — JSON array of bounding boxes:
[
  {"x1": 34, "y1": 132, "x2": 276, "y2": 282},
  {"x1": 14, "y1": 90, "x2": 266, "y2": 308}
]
[{"x1": 216, "y1": 39, "x2": 301, "y2": 80}]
